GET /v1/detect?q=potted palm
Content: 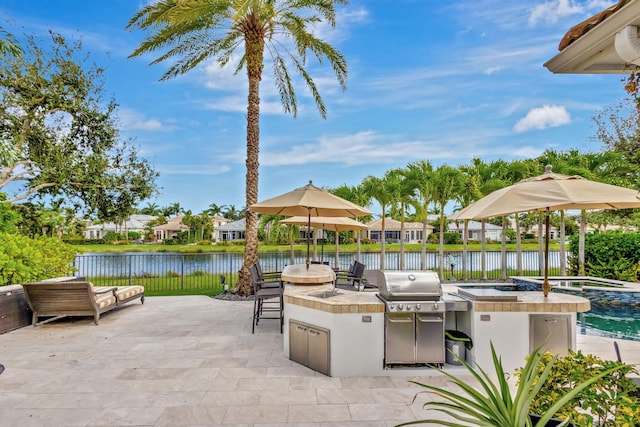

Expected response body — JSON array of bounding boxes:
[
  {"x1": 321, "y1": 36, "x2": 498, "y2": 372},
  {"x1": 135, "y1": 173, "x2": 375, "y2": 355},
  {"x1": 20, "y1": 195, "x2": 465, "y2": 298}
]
[{"x1": 398, "y1": 342, "x2": 622, "y2": 427}]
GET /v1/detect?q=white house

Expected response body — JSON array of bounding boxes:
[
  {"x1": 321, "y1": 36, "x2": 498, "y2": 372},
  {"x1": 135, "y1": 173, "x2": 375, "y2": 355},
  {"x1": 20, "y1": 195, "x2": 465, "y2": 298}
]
[
  {"x1": 448, "y1": 220, "x2": 503, "y2": 241},
  {"x1": 83, "y1": 214, "x2": 157, "y2": 239},
  {"x1": 215, "y1": 218, "x2": 246, "y2": 242},
  {"x1": 365, "y1": 218, "x2": 433, "y2": 244},
  {"x1": 153, "y1": 215, "x2": 230, "y2": 242}
]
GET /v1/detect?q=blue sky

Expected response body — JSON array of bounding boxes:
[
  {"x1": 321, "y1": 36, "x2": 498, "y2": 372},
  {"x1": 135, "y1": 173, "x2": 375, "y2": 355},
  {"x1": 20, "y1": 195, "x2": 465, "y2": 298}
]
[{"x1": 0, "y1": 0, "x2": 628, "y2": 215}]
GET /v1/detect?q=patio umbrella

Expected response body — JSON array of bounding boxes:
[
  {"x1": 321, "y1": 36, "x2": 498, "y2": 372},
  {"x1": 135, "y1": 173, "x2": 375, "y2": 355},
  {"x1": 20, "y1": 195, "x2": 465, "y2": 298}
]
[
  {"x1": 280, "y1": 216, "x2": 369, "y2": 267},
  {"x1": 450, "y1": 165, "x2": 640, "y2": 296},
  {"x1": 249, "y1": 181, "x2": 371, "y2": 269}
]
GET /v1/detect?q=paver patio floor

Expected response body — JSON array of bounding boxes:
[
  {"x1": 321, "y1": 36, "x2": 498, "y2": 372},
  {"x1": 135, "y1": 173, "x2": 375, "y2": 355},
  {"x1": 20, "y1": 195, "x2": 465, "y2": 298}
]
[{"x1": 1, "y1": 295, "x2": 639, "y2": 426}]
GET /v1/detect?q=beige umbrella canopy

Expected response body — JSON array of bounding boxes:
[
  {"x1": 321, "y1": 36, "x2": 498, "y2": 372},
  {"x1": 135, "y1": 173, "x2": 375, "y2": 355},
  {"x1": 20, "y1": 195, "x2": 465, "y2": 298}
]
[
  {"x1": 280, "y1": 216, "x2": 369, "y2": 231},
  {"x1": 250, "y1": 181, "x2": 372, "y2": 269},
  {"x1": 450, "y1": 165, "x2": 640, "y2": 296},
  {"x1": 250, "y1": 181, "x2": 371, "y2": 217},
  {"x1": 280, "y1": 216, "x2": 369, "y2": 267}
]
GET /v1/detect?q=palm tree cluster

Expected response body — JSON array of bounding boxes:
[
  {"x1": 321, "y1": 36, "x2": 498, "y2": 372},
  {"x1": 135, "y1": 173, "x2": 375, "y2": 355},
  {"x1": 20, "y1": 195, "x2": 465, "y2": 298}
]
[{"x1": 327, "y1": 149, "x2": 640, "y2": 281}]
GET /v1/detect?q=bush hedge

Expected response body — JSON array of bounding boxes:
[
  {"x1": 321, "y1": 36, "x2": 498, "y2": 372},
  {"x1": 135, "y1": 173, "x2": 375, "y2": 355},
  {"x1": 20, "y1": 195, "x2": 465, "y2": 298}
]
[
  {"x1": 568, "y1": 231, "x2": 640, "y2": 281},
  {"x1": 0, "y1": 233, "x2": 77, "y2": 286}
]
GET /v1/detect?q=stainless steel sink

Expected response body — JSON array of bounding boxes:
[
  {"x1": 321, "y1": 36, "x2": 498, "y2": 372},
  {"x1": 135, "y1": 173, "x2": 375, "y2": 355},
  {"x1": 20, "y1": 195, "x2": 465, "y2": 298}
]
[{"x1": 310, "y1": 290, "x2": 341, "y2": 299}]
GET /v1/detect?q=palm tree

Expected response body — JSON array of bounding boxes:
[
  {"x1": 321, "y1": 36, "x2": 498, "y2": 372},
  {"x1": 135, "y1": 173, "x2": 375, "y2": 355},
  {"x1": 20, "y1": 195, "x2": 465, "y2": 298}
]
[
  {"x1": 503, "y1": 159, "x2": 536, "y2": 275},
  {"x1": 140, "y1": 202, "x2": 161, "y2": 216},
  {"x1": 362, "y1": 173, "x2": 400, "y2": 270},
  {"x1": 454, "y1": 167, "x2": 482, "y2": 280},
  {"x1": 406, "y1": 160, "x2": 434, "y2": 270},
  {"x1": 431, "y1": 165, "x2": 462, "y2": 281},
  {"x1": 460, "y1": 158, "x2": 507, "y2": 280},
  {"x1": 127, "y1": 0, "x2": 348, "y2": 295},
  {"x1": 330, "y1": 184, "x2": 371, "y2": 261},
  {"x1": 206, "y1": 203, "x2": 227, "y2": 217},
  {"x1": 224, "y1": 205, "x2": 242, "y2": 221},
  {"x1": 391, "y1": 168, "x2": 417, "y2": 270}
]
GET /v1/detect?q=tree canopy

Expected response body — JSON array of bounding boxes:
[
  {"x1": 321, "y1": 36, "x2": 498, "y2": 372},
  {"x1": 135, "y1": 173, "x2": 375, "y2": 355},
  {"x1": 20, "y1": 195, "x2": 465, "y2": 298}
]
[{"x1": 0, "y1": 31, "x2": 158, "y2": 221}]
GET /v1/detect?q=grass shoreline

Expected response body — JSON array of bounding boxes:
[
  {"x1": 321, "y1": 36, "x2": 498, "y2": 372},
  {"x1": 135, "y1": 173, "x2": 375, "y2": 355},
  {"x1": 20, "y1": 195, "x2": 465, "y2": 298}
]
[{"x1": 73, "y1": 242, "x2": 559, "y2": 254}]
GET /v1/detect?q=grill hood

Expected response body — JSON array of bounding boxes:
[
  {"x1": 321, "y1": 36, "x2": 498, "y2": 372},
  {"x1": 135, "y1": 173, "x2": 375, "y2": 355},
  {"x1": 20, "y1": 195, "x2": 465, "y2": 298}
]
[{"x1": 374, "y1": 270, "x2": 442, "y2": 300}]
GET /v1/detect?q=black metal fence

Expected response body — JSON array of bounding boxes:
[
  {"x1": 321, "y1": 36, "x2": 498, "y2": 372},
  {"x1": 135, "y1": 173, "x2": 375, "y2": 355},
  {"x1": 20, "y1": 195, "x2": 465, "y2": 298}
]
[{"x1": 74, "y1": 250, "x2": 563, "y2": 294}]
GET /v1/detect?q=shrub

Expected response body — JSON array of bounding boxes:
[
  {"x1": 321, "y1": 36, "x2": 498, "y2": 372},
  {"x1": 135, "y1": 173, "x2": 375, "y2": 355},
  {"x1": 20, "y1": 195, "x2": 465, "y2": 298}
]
[
  {"x1": 196, "y1": 240, "x2": 212, "y2": 245},
  {"x1": 163, "y1": 238, "x2": 178, "y2": 245},
  {"x1": 568, "y1": 231, "x2": 640, "y2": 280},
  {"x1": 166, "y1": 270, "x2": 181, "y2": 277},
  {"x1": 0, "y1": 233, "x2": 77, "y2": 286},
  {"x1": 404, "y1": 342, "x2": 623, "y2": 427},
  {"x1": 517, "y1": 349, "x2": 640, "y2": 426},
  {"x1": 62, "y1": 238, "x2": 106, "y2": 245},
  {"x1": 190, "y1": 270, "x2": 209, "y2": 276}
]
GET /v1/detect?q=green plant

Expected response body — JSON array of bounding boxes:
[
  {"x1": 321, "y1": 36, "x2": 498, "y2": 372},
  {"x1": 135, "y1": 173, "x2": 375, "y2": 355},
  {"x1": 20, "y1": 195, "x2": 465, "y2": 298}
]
[
  {"x1": 517, "y1": 350, "x2": 640, "y2": 426},
  {"x1": 400, "y1": 342, "x2": 622, "y2": 427},
  {"x1": 0, "y1": 233, "x2": 76, "y2": 285},
  {"x1": 568, "y1": 231, "x2": 640, "y2": 280}
]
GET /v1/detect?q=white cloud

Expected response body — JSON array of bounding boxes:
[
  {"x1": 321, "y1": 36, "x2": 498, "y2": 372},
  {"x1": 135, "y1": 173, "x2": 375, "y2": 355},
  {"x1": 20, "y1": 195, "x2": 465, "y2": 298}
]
[
  {"x1": 528, "y1": 0, "x2": 584, "y2": 26},
  {"x1": 513, "y1": 105, "x2": 571, "y2": 132},
  {"x1": 118, "y1": 108, "x2": 174, "y2": 131},
  {"x1": 157, "y1": 164, "x2": 232, "y2": 175}
]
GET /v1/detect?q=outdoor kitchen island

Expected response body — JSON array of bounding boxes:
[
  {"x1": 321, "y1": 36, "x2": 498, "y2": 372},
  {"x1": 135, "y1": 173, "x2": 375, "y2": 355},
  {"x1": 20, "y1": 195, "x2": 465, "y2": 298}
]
[{"x1": 283, "y1": 282, "x2": 591, "y2": 376}]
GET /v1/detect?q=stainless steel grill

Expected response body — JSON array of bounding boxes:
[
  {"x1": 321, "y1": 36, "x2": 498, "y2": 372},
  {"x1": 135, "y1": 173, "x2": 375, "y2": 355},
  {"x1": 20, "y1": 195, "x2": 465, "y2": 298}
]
[{"x1": 374, "y1": 270, "x2": 445, "y2": 367}]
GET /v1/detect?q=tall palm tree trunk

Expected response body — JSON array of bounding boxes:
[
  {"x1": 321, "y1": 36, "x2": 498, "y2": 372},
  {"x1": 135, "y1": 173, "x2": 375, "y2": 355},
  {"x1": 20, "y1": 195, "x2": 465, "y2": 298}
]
[
  {"x1": 239, "y1": 27, "x2": 265, "y2": 296},
  {"x1": 515, "y1": 215, "x2": 522, "y2": 275},
  {"x1": 559, "y1": 211, "x2": 566, "y2": 276},
  {"x1": 438, "y1": 213, "x2": 445, "y2": 281},
  {"x1": 500, "y1": 217, "x2": 507, "y2": 280},
  {"x1": 579, "y1": 210, "x2": 586, "y2": 276},
  {"x1": 481, "y1": 220, "x2": 487, "y2": 280},
  {"x1": 400, "y1": 204, "x2": 405, "y2": 270},
  {"x1": 537, "y1": 213, "x2": 544, "y2": 276},
  {"x1": 380, "y1": 216, "x2": 386, "y2": 270},
  {"x1": 420, "y1": 219, "x2": 428, "y2": 270},
  {"x1": 462, "y1": 219, "x2": 469, "y2": 280}
]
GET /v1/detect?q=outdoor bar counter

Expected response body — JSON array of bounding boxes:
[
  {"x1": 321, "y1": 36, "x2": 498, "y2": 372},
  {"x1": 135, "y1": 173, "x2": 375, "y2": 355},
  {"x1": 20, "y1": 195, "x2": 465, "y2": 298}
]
[
  {"x1": 281, "y1": 264, "x2": 335, "y2": 286},
  {"x1": 283, "y1": 283, "x2": 591, "y2": 376}
]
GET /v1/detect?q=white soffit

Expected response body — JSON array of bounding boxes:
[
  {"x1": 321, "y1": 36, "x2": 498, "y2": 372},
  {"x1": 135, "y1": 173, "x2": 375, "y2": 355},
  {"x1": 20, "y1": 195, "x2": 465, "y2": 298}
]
[{"x1": 544, "y1": 0, "x2": 640, "y2": 74}]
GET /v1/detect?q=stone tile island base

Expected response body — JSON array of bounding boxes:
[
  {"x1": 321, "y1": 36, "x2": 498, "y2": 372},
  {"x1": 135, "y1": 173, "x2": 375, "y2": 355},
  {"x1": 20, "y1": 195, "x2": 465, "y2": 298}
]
[{"x1": 284, "y1": 284, "x2": 590, "y2": 376}]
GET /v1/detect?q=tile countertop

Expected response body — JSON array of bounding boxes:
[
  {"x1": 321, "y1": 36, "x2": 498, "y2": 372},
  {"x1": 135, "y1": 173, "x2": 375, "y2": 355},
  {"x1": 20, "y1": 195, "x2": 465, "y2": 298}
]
[
  {"x1": 284, "y1": 284, "x2": 591, "y2": 314},
  {"x1": 467, "y1": 291, "x2": 591, "y2": 313},
  {"x1": 284, "y1": 284, "x2": 384, "y2": 314}
]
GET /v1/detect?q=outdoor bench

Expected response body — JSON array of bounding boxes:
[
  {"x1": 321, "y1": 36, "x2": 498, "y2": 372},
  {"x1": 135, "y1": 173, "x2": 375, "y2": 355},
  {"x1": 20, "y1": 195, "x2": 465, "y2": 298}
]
[{"x1": 22, "y1": 277, "x2": 144, "y2": 326}]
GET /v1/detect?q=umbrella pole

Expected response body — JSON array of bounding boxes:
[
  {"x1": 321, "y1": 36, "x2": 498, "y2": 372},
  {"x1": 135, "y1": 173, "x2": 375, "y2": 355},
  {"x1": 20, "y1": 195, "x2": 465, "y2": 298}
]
[
  {"x1": 306, "y1": 209, "x2": 311, "y2": 270},
  {"x1": 543, "y1": 209, "x2": 551, "y2": 297}
]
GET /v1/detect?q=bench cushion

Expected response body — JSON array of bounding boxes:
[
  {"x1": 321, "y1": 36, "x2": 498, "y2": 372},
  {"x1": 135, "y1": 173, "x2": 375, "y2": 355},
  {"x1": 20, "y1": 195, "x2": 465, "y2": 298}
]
[
  {"x1": 95, "y1": 293, "x2": 117, "y2": 309},
  {"x1": 114, "y1": 286, "x2": 144, "y2": 304}
]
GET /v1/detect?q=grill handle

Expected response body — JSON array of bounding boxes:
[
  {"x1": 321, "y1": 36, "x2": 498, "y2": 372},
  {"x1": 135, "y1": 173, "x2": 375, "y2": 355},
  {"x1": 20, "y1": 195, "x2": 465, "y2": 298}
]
[
  {"x1": 387, "y1": 317, "x2": 413, "y2": 323},
  {"x1": 385, "y1": 292, "x2": 443, "y2": 298},
  {"x1": 417, "y1": 317, "x2": 443, "y2": 323}
]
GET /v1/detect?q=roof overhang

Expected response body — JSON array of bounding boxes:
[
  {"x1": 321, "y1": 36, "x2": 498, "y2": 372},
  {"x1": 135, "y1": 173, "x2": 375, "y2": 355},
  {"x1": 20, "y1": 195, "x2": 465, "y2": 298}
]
[{"x1": 544, "y1": 0, "x2": 640, "y2": 74}]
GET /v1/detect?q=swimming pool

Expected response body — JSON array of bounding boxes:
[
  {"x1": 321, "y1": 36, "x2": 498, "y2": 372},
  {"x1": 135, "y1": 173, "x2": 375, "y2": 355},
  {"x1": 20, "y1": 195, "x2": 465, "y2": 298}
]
[{"x1": 496, "y1": 277, "x2": 640, "y2": 342}]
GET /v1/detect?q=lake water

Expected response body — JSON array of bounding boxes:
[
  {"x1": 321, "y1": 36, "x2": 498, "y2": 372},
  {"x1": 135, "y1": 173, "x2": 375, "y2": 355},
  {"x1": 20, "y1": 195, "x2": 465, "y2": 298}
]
[{"x1": 74, "y1": 250, "x2": 563, "y2": 279}]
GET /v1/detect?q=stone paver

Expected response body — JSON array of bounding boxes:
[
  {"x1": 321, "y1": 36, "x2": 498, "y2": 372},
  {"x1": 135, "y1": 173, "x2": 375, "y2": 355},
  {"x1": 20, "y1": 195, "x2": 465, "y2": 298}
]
[{"x1": 1, "y1": 295, "x2": 639, "y2": 426}]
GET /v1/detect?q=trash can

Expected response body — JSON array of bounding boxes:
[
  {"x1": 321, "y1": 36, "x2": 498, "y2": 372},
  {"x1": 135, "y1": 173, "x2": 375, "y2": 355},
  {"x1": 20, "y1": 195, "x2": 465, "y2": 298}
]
[{"x1": 445, "y1": 330, "x2": 472, "y2": 365}]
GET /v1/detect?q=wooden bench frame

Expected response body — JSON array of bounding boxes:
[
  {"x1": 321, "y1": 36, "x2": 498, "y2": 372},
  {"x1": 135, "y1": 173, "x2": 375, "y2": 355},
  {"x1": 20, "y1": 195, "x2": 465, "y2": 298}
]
[{"x1": 22, "y1": 279, "x2": 144, "y2": 326}]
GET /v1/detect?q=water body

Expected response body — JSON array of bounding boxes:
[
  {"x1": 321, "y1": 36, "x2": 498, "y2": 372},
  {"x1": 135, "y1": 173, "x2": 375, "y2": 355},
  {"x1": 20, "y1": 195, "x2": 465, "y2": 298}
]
[{"x1": 74, "y1": 250, "x2": 563, "y2": 278}]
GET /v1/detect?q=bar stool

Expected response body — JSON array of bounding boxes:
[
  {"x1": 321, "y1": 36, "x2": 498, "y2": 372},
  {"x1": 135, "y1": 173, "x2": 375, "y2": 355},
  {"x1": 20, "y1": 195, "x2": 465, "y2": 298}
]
[{"x1": 249, "y1": 264, "x2": 284, "y2": 333}]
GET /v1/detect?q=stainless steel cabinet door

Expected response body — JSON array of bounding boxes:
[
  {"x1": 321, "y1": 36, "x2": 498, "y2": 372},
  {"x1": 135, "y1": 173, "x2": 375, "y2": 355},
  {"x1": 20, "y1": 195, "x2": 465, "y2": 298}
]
[
  {"x1": 385, "y1": 313, "x2": 416, "y2": 364},
  {"x1": 307, "y1": 327, "x2": 330, "y2": 376},
  {"x1": 416, "y1": 313, "x2": 445, "y2": 364},
  {"x1": 289, "y1": 321, "x2": 309, "y2": 366}
]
